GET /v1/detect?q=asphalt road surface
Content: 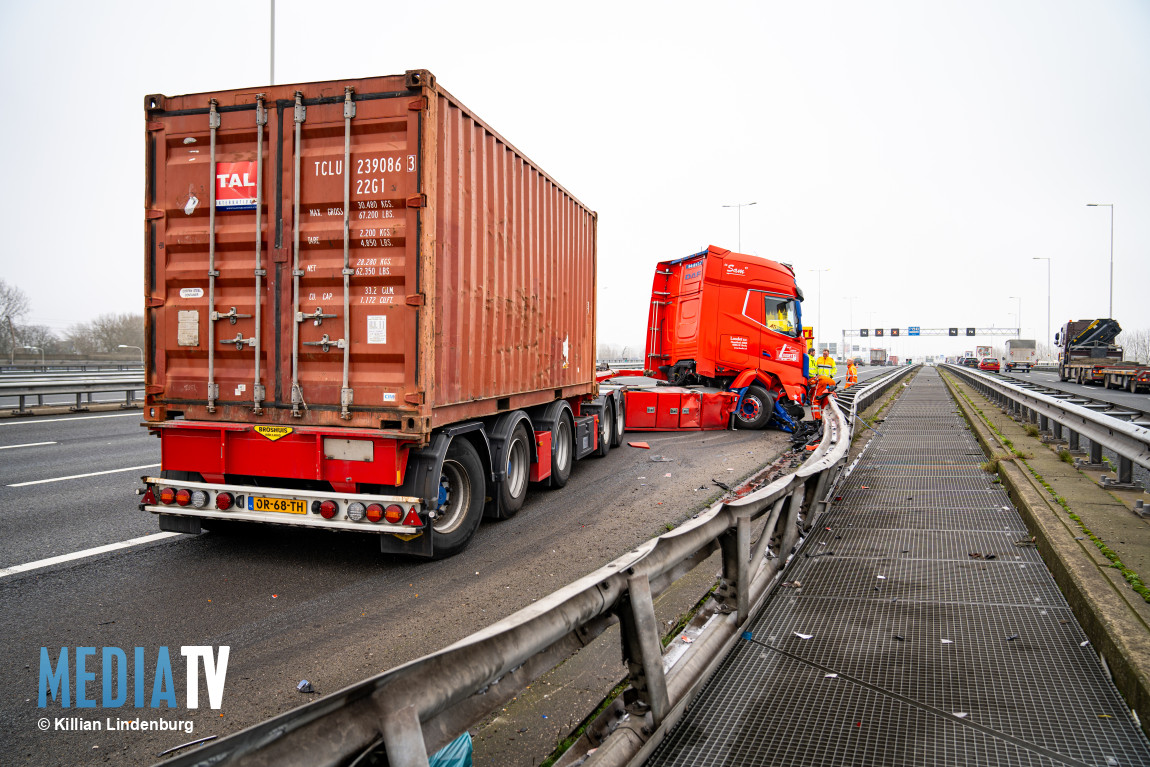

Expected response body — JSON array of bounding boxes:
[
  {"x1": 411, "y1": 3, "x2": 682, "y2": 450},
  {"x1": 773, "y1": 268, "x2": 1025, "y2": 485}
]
[
  {"x1": 0, "y1": 410, "x2": 794, "y2": 766},
  {"x1": 1000, "y1": 368, "x2": 1150, "y2": 415}
]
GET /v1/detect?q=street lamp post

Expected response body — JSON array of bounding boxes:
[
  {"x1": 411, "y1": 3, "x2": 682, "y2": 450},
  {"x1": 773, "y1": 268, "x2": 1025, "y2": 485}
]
[
  {"x1": 843, "y1": 296, "x2": 858, "y2": 362},
  {"x1": 1086, "y1": 203, "x2": 1114, "y2": 317},
  {"x1": 118, "y1": 344, "x2": 144, "y2": 364},
  {"x1": 1008, "y1": 296, "x2": 1021, "y2": 338},
  {"x1": 721, "y1": 201, "x2": 756, "y2": 252},
  {"x1": 1032, "y1": 257, "x2": 1051, "y2": 353},
  {"x1": 22, "y1": 345, "x2": 44, "y2": 366},
  {"x1": 807, "y1": 269, "x2": 830, "y2": 352}
]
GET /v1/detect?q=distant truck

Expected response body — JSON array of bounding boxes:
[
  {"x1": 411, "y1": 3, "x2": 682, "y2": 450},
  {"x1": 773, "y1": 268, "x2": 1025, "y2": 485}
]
[
  {"x1": 1004, "y1": 339, "x2": 1037, "y2": 372},
  {"x1": 887, "y1": 355, "x2": 899, "y2": 366},
  {"x1": 869, "y1": 348, "x2": 887, "y2": 366},
  {"x1": 1056, "y1": 319, "x2": 1150, "y2": 392},
  {"x1": 644, "y1": 245, "x2": 808, "y2": 429}
]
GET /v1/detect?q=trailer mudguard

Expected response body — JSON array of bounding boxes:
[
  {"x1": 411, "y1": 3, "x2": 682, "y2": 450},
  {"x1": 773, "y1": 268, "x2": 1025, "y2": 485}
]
[
  {"x1": 484, "y1": 411, "x2": 540, "y2": 520},
  {"x1": 385, "y1": 422, "x2": 490, "y2": 557}
]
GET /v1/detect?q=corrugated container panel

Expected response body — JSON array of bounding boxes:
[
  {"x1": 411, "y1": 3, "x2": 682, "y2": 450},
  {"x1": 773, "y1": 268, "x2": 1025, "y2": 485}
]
[{"x1": 145, "y1": 70, "x2": 596, "y2": 442}]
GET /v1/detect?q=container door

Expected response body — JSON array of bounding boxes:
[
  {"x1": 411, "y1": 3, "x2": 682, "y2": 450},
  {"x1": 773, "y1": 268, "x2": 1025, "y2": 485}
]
[
  {"x1": 151, "y1": 98, "x2": 273, "y2": 418},
  {"x1": 285, "y1": 91, "x2": 420, "y2": 427}
]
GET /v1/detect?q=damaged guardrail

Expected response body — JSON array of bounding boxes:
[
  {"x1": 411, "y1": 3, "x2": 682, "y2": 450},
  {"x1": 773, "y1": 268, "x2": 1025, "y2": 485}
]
[
  {"x1": 157, "y1": 369, "x2": 919, "y2": 767},
  {"x1": 944, "y1": 364, "x2": 1150, "y2": 488}
]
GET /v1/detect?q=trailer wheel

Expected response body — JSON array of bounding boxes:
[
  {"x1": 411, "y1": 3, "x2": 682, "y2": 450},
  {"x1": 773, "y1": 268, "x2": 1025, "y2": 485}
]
[
  {"x1": 431, "y1": 439, "x2": 485, "y2": 558},
  {"x1": 595, "y1": 407, "x2": 613, "y2": 458},
  {"x1": 611, "y1": 397, "x2": 626, "y2": 448},
  {"x1": 735, "y1": 385, "x2": 775, "y2": 430},
  {"x1": 1129, "y1": 378, "x2": 1138, "y2": 393},
  {"x1": 498, "y1": 424, "x2": 531, "y2": 516},
  {"x1": 550, "y1": 412, "x2": 574, "y2": 488}
]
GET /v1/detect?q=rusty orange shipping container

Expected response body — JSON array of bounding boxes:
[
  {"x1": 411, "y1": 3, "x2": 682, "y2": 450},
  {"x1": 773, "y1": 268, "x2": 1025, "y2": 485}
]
[{"x1": 140, "y1": 70, "x2": 620, "y2": 558}]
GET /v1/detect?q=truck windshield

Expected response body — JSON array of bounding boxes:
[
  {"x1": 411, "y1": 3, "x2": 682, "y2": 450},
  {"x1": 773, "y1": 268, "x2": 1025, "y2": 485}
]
[{"x1": 764, "y1": 296, "x2": 799, "y2": 337}]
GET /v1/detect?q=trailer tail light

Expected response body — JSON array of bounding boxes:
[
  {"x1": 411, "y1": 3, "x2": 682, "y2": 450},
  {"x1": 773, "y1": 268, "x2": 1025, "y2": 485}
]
[
  {"x1": 383, "y1": 504, "x2": 404, "y2": 524},
  {"x1": 142, "y1": 487, "x2": 157, "y2": 505},
  {"x1": 190, "y1": 490, "x2": 209, "y2": 508},
  {"x1": 175, "y1": 489, "x2": 192, "y2": 507},
  {"x1": 347, "y1": 502, "x2": 366, "y2": 522},
  {"x1": 402, "y1": 509, "x2": 423, "y2": 527},
  {"x1": 319, "y1": 500, "x2": 338, "y2": 520},
  {"x1": 159, "y1": 487, "x2": 176, "y2": 505},
  {"x1": 215, "y1": 492, "x2": 234, "y2": 511},
  {"x1": 367, "y1": 503, "x2": 386, "y2": 523}
]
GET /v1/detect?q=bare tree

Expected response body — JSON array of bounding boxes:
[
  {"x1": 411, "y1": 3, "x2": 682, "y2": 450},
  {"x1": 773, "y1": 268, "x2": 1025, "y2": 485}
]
[
  {"x1": 0, "y1": 280, "x2": 32, "y2": 362},
  {"x1": 1118, "y1": 329, "x2": 1150, "y2": 364},
  {"x1": 19, "y1": 324, "x2": 65, "y2": 353},
  {"x1": 66, "y1": 313, "x2": 144, "y2": 353}
]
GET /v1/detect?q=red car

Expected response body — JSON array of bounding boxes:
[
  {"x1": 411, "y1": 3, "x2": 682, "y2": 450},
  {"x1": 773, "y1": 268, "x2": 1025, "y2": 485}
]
[{"x1": 979, "y1": 358, "x2": 1000, "y2": 372}]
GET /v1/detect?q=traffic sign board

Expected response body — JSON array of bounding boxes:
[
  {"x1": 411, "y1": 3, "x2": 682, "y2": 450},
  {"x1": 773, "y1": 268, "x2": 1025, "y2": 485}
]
[{"x1": 908, "y1": 326, "x2": 920, "y2": 336}]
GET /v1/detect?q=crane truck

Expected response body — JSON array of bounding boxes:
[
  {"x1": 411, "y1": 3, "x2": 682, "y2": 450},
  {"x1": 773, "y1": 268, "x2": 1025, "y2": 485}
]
[{"x1": 1056, "y1": 319, "x2": 1150, "y2": 392}]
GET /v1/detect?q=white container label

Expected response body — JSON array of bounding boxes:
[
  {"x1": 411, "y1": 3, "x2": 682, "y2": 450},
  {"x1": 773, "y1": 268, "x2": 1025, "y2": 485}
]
[
  {"x1": 367, "y1": 315, "x2": 387, "y2": 344},
  {"x1": 180, "y1": 287, "x2": 204, "y2": 299}
]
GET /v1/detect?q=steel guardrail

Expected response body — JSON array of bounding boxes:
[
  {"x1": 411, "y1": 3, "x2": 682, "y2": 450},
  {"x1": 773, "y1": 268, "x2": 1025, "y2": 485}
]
[
  {"x1": 156, "y1": 368, "x2": 924, "y2": 767},
  {"x1": 0, "y1": 375, "x2": 144, "y2": 414},
  {"x1": 943, "y1": 364, "x2": 1150, "y2": 487}
]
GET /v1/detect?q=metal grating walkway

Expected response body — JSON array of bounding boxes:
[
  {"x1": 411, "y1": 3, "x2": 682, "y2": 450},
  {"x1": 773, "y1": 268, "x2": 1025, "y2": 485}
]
[{"x1": 645, "y1": 368, "x2": 1150, "y2": 767}]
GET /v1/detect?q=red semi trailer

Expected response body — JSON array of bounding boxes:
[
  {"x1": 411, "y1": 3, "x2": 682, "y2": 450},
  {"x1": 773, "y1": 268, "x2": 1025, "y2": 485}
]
[
  {"x1": 643, "y1": 246, "x2": 808, "y2": 430},
  {"x1": 137, "y1": 70, "x2": 623, "y2": 559}
]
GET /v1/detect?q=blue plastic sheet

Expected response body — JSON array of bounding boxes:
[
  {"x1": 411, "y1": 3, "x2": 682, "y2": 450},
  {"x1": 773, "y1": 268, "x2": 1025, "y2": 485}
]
[{"x1": 428, "y1": 732, "x2": 473, "y2": 767}]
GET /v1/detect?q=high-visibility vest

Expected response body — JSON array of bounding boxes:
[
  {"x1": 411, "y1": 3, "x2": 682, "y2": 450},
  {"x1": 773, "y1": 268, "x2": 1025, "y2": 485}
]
[{"x1": 816, "y1": 356, "x2": 837, "y2": 377}]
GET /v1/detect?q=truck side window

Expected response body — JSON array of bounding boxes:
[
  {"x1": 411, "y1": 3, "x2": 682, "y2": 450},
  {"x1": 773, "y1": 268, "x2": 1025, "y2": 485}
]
[{"x1": 764, "y1": 297, "x2": 798, "y2": 337}]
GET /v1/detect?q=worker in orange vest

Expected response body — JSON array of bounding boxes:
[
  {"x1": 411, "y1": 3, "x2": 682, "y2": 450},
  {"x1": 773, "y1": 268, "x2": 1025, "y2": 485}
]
[{"x1": 846, "y1": 359, "x2": 858, "y2": 388}]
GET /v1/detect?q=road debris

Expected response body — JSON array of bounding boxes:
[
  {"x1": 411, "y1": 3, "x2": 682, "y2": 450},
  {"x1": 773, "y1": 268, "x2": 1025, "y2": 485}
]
[
  {"x1": 793, "y1": 632, "x2": 813, "y2": 640},
  {"x1": 297, "y1": 680, "x2": 316, "y2": 694},
  {"x1": 628, "y1": 442, "x2": 651, "y2": 449},
  {"x1": 712, "y1": 479, "x2": 731, "y2": 491},
  {"x1": 650, "y1": 455, "x2": 674, "y2": 462}
]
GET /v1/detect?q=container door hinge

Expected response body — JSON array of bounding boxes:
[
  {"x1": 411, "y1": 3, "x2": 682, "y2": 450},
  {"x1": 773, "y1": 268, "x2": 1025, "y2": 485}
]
[
  {"x1": 211, "y1": 307, "x2": 253, "y2": 325},
  {"x1": 406, "y1": 193, "x2": 426, "y2": 208},
  {"x1": 405, "y1": 294, "x2": 425, "y2": 307},
  {"x1": 147, "y1": 210, "x2": 165, "y2": 220},
  {"x1": 404, "y1": 393, "x2": 424, "y2": 405}
]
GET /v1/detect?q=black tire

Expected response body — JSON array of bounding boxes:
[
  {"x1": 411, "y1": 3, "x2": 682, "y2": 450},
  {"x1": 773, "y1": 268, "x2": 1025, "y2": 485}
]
[
  {"x1": 431, "y1": 439, "x2": 485, "y2": 559},
  {"x1": 550, "y1": 411, "x2": 574, "y2": 488},
  {"x1": 735, "y1": 385, "x2": 775, "y2": 430},
  {"x1": 497, "y1": 424, "x2": 531, "y2": 517},
  {"x1": 1129, "y1": 378, "x2": 1138, "y2": 393},
  {"x1": 596, "y1": 407, "x2": 613, "y2": 458},
  {"x1": 611, "y1": 397, "x2": 626, "y2": 448}
]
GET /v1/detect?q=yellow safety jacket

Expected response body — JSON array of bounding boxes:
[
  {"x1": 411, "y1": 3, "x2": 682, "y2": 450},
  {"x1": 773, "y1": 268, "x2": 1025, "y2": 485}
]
[{"x1": 816, "y1": 355, "x2": 837, "y2": 377}]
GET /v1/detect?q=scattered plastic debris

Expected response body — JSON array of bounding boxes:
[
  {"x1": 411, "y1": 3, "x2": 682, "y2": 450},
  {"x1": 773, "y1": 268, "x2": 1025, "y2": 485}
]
[
  {"x1": 664, "y1": 473, "x2": 672, "y2": 478},
  {"x1": 876, "y1": 575, "x2": 886, "y2": 580},
  {"x1": 297, "y1": 680, "x2": 316, "y2": 694},
  {"x1": 1080, "y1": 640, "x2": 1091, "y2": 647},
  {"x1": 650, "y1": 455, "x2": 674, "y2": 462},
  {"x1": 782, "y1": 581, "x2": 802, "y2": 588},
  {"x1": 680, "y1": 635, "x2": 694, "y2": 644},
  {"x1": 741, "y1": 631, "x2": 753, "y2": 640},
  {"x1": 712, "y1": 479, "x2": 731, "y2": 491},
  {"x1": 941, "y1": 639, "x2": 954, "y2": 644},
  {"x1": 793, "y1": 632, "x2": 813, "y2": 640},
  {"x1": 953, "y1": 712, "x2": 969, "y2": 719},
  {"x1": 893, "y1": 635, "x2": 905, "y2": 642},
  {"x1": 1006, "y1": 634, "x2": 1019, "y2": 642},
  {"x1": 985, "y1": 554, "x2": 997, "y2": 560},
  {"x1": 628, "y1": 442, "x2": 651, "y2": 449},
  {"x1": 824, "y1": 673, "x2": 838, "y2": 679}
]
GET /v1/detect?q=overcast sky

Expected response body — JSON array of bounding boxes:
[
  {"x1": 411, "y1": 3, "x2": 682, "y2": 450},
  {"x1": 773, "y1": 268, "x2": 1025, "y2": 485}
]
[{"x1": 1, "y1": 0, "x2": 1146, "y2": 359}]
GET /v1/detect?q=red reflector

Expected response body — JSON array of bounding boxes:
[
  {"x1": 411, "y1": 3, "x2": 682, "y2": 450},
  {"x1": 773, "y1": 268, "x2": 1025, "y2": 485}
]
[
  {"x1": 383, "y1": 504, "x2": 403, "y2": 524},
  {"x1": 175, "y1": 489, "x2": 192, "y2": 507},
  {"x1": 159, "y1": 487, "x2": 176, "y2": 505},
  {"x1": 366, "y1": 503, "x2": 385, "y2": 523},
  {"x1": 142, "y1": 488, "x2": 157, "y2": 505},
  {"x1": 401, "y1": 509, "x2": 423, "y2": 527},
  {"x1": 216, "y1": 492, "x2": 234, "y2": 511},
  {"x1": 319, "y1": 500, "x2": 338, "y2": 519}
]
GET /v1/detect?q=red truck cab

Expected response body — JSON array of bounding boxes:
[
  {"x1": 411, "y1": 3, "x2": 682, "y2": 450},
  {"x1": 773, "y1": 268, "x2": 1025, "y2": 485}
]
[{"x1": 644, "y1": 246, "x2": 807, "y2": 428}]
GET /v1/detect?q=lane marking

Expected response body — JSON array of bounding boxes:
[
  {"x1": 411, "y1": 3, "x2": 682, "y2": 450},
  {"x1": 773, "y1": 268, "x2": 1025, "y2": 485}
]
[
  {"x1": 8, "y1": 463, "x2": 160, "y2": 487},
  {"x1": 0, "y1": 532, "x2": 180, "y2": 578},
  {"x1": 0, "y1": 412, "x2": 140, "y2": 427},
  {"x1": 0, "y1": 441, "x2": 57, "y2": 450}
]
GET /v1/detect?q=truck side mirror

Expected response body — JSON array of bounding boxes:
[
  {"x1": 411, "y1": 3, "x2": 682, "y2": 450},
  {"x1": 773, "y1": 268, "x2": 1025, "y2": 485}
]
[{"x1": 1054, "y1": 333, "x2": 1059, "y2": 342}]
